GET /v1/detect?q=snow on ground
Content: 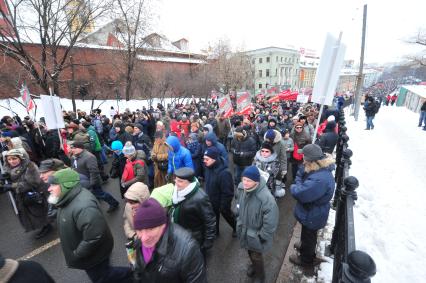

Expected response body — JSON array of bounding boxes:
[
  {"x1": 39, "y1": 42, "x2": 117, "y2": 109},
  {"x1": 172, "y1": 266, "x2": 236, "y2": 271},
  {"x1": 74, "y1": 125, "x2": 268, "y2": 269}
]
[{"x1": 318, "y1": 105, "x2": 426, "y2": 282}]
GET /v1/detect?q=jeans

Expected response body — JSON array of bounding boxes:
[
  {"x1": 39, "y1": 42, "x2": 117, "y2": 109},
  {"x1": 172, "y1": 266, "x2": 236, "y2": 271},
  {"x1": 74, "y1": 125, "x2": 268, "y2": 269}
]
[
  {"x1": 91, "y1": 184, "x2": 119, "y2": 207},
  {"x1": 300, "y1": 226, "x2": 318, "y2": 263},
  {"x1": 85, "y1": 258, "x2": 132, "y2": 283},
  {"x1": 419, "y1": 111, "x2": 426, "y2": 127},
  {"x1": 366, "y1": 116, "x2": 374, "y2": 130},
  {"x1": 234, "y1": 165, "x2": 246, "y2": 186}
]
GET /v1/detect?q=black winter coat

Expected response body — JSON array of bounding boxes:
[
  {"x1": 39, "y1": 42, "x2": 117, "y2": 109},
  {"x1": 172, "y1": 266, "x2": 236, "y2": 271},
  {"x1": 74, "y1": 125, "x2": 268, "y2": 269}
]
[
  {"x1": 317, "y1": 130, "x2": 338, "y2": 154},
  {"x1": 204, "y1": 158, "x2": 234, "y2": 209},
  {"x1": 133, "y1": 223, "x2": 207, "y2": 283},
  {"x1": 55, "y1": 186, "x2": 113, "y2": 270},
  {"x1": 171, "y1": 184, "x2": 216, "y2": 247},
  {"x1": 231, "y1": 136, "x2": 257, "y2": 166}
]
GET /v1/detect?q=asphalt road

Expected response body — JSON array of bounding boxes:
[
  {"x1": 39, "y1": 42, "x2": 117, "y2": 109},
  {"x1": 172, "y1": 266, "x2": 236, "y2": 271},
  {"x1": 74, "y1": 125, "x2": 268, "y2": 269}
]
[{"x1": 0, "y1": 158, "x2": 296, "y2": 283}]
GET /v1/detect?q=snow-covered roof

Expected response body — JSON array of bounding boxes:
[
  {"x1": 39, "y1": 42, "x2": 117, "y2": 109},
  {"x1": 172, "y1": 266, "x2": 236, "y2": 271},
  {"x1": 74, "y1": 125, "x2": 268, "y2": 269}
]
[
  {"x1": 136, "y1": 54, "x2": 205, "y2": 64},
  {"x1": 401, "y1": 85, "x2": 426, "y2": 99}
]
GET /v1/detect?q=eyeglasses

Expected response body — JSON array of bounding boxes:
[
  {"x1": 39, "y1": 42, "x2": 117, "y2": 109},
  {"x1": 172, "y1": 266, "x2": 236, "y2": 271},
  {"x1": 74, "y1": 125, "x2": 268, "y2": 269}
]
[{"x1": 125, "y1": 198, "x2": 139, "y2": 205}]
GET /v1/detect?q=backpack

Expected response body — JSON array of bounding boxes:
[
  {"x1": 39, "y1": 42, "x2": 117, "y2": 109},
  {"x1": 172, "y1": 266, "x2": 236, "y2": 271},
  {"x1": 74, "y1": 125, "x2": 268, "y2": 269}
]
[{"x1": 373, "y1": 100, "x2": 380, "y2": 114}]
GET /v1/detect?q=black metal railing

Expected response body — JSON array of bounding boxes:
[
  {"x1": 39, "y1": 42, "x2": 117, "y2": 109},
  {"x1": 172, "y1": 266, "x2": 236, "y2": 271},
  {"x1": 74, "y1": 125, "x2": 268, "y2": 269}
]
[{"x1": 328, "y1": 108, "x2": 376, "y2": 283}]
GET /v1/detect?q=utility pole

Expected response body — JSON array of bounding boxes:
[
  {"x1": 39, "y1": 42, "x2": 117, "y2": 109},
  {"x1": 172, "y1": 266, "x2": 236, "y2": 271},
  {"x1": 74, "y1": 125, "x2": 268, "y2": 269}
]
[{"x1": 353, "y1": 4, "x2": 367, "y2": 121}]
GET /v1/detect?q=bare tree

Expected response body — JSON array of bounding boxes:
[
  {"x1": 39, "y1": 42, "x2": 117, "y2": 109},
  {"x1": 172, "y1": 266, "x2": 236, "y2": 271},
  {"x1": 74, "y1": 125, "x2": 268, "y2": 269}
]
[
  {"x1": 206, "y1": 39, "x2": 254, "y2": 94},
  {"x1": 405, "y1": 28, "x2": 426, "y2": 66},
  {"x1": 0, "y1": 0, "x2": 111, "y2": 95},
  {"x1": 110, "y1": 0, "x2": 152, "y2": 101}
]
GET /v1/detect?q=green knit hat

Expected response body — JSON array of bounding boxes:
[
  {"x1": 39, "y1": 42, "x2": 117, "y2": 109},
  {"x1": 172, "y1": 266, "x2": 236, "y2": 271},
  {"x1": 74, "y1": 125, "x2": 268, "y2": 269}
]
[{"x1": 48, "y1": 168, "x2": 80, "y2": 197}]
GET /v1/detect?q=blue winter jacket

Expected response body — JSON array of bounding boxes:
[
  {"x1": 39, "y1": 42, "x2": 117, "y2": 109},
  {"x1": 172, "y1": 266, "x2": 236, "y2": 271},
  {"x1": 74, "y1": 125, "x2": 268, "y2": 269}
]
[
  {"x1": 166, "y1": 136, "x2": 194, "y2": 174},
  {"x1": 203, "y1": 132, "x2": 229, "y2": 167},
  {"x1": 290, "y1": 163, "x2": 335, "y2": 230}
]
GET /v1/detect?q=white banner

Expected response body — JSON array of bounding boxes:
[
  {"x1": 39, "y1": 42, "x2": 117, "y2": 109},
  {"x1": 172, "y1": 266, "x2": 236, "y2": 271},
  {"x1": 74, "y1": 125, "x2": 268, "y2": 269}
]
[
  {"x1": 311, "y1": 33, "x2": 346, "y2": 106},
  {"x1": 40, "y1": 95, "x2": 65, "y2": 129}
]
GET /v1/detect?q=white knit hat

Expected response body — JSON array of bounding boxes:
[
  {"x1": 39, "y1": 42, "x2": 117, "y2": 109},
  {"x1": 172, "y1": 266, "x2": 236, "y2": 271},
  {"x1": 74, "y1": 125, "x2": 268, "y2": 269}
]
[
  {"x1": 122, "y1": 141, "x2": 136, "y2": 155},
  {"x1": 327, "y1": 115, "x2": 335, "y2": 122}
]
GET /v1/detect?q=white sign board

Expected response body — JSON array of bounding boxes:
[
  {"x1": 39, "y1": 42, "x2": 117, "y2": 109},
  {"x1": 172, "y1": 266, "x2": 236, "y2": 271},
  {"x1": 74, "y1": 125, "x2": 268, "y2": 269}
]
[
  {"x1": 297, "y1": 94, "x2": 309, "y2": 104},
  {"x1": 311, "y1": 33, "x2": 346, "y2": 106},
  {"x1": 40, "y1": 95, "x2": 65, "y2": 129}
]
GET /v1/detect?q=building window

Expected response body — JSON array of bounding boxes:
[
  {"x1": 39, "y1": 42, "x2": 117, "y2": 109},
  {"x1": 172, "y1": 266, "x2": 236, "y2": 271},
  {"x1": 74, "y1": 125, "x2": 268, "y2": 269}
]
[
  {"x1": 259, "y1": 83, "x2": 262, "y2": 89},
  {"x1": 266, "y1": 83, "x2": 269, "y2": 89},
  {"x1": 252, "y1": 71, "x2": 255, "y2": 77},
  {"x1": 259, "y1": 58, "x2": 263, "y2": 64},
  {"x1": 266, "y1": 69, "x2": 270, "y2": 77},
  {"x1": 266, "y1": 57, "x2": 270, "y2": 63},
  {"x1": 276, "y1": 56, "x2": 278, "y2": 62},
  {"x1": 258, "y1": 70, "x2": 262, "y2": 78},
  {"x1": 281, "y1": 57, "x2": 283, "y2": 62},
  {"x1": 275, "y1": 68, "x2": 277, "y2": 76},
  {"x1": 252, "y1": 58, "x2": 255, "y2": 64}
]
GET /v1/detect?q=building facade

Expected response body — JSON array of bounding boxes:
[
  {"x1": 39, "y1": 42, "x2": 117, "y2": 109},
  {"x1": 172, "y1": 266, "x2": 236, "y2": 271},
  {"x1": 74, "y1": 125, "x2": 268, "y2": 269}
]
[{"x1": 246, "y1": 47, "x2": 300, "y2": 93}]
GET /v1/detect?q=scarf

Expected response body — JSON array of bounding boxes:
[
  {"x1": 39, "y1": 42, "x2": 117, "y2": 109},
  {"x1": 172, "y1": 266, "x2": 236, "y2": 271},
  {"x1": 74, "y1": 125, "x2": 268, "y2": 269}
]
[
  {"x1": 172, "y1": 182, "x2": 196, "y2": 204},
  {"x1": 141, "y1": 224, "x2": 167, "y2": 264}
]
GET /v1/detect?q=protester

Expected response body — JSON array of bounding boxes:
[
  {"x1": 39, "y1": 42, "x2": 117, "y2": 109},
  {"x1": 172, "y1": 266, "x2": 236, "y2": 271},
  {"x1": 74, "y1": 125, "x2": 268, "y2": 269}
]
[
  {"x1": 0, "y1": 254, "x2": 55, "y2": 283},
  {"x1": 165, "y1": 135, "x2": 193, "y2": 180},
  {"x1": 231, "y1": 127, "x2": 257, "y2": 186},
  {"x1": 132, "y1": 198, "x2": 207, "y2": 282},
  {"x1": 69, "y1": 142, "x2": 119, "y2": 212},
  {"x1": 123, "y1": 182, "x2": 150, "y2": 240},
  {"x1": 235, "y1": 166, "x2": 279, "y2": 282},
  {"x1": 170, "y1": 167, "x2": 216, "y2": 257},
  {"x1": 1, "y1": 149, "x2": 51, "y2": 238},
  {"x1": 289, "y1": 144, "x2": 335, "y2": 267},
  {"x1": 121, "y1": 141, "x2": 148, "y2": 196},
  {"x1": 419, "y1": 101, "x2": 426, "y2": 130},
  {"x1": 203, "y1": 146, "x2": 236, "y2": 237},
  {"x1": 47, "y1": 168, "x2": 132, "y2": 282}
]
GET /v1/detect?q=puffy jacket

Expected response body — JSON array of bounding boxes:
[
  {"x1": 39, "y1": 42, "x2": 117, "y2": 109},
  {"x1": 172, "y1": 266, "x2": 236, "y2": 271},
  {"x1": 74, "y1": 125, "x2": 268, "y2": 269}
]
[
  {"x1": 121, "y1": 150, "x2": 148, "y2": 188},
  {"x1": 203, "y1": 132, "x2": 228, "y2": 167},
  {"x1": 86, "y1": 125, "x2": 102, "y2": 152},
  {"x1": 133, "y1": 223, "x2": 207, "y2": 283},
  {"x1": 231, "y1": 135, "x2": 257, "y2": 167},
  {"x1": 123, "y1": 182, "x2": 150, "y2": 239},
  {"x1": 204, "y1": 157, "x2": 234, "y2": 209},
  {"x1": 166, "y1": 136, "x2": 194, "y2": 174},
  {"x1": 235, "y1": 177, "x2": 279, "y2": 253},
  {"x1": 317, "y1": 122, "x2": 338, "y2": 154},
  {"x1": 170, "y1": 182, "x2": 216, "y2": 248},
  {"x1": 290, "y1": 157, "x2": 335, "y2": 230},
  {"x1": 363, "y1": 100, "x2": 376, "y2": 117},
  {"x1": 55, "y1": 186, "x2": 113, "y2": 269},
  {"x1": 71, "y1": 150, "x2": 101, "y2": 187},
  {"x1": 265, "y1": 130, "x2": 287, "y2": 174}
]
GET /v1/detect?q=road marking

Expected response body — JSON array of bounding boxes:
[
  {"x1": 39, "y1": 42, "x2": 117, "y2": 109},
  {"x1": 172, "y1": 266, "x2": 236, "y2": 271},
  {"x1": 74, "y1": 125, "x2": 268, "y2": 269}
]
[{"x1": 17, "y1": 238, "x2": 61, "y2": 261}]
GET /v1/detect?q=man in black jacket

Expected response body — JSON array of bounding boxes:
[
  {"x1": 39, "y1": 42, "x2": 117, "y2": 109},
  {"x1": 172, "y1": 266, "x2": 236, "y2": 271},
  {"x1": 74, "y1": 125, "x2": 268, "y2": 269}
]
[
  {"x1": 231, "y1": 127, "x2": 257, "y2": 186},
  {"x1": 203, "y1": 147, "x2": 236, "y2": 237},
  {"x1": 317, "y1": 121, "x2": 338, "y2": 154},
  {"x1": 170, "y1": 167, "x2": 216, "y2": 257},
  {"x1": 47, "y1": 168, "x2": 131, "y2": 283},
  {"x1": 133, "y1": 198, "x2": 207, "y2": 282}
]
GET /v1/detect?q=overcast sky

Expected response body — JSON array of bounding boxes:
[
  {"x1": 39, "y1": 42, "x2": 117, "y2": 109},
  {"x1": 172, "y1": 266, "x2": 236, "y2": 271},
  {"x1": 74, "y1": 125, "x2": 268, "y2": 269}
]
[{"x1": 155, "y1": 0, "x2": 426, "y2": 64}]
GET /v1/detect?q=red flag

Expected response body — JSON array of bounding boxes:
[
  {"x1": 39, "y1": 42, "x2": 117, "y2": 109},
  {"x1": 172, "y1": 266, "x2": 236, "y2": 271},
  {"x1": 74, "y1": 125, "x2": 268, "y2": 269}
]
[
  {"x1": 218, "y1": 95, "x2": 233, "y2": 118},
  {"x1": 20, "y1": 85, "x2": 35, "y2": 112}
]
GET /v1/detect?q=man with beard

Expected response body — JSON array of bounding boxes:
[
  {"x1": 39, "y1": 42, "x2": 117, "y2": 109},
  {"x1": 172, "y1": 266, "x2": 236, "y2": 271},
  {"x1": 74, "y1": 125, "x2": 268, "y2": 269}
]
[{"x1": 47, "y1": 168, "x2": 132, "y2": 283}]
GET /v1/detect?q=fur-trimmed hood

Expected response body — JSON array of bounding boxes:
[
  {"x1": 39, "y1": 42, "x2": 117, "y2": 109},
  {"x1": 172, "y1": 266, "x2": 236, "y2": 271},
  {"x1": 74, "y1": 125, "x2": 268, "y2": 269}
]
[{"x1": 304, "y1": 154, "x2": 335, "y2": 173}]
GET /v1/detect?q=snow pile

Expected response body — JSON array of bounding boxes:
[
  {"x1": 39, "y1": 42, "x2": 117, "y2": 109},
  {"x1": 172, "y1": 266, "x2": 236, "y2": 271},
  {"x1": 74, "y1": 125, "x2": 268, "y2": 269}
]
[{"x1": 317, "y1": 106, "x2": 426, "y2": 282}]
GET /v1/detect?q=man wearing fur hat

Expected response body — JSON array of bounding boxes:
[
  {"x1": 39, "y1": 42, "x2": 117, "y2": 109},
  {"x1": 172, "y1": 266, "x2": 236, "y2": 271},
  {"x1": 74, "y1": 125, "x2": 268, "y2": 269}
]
[
  {"x1": 231, "y1": 126, "x2": 257, "y2": 186},
  {"x1": 47, "y1": 168, "x2": 131, "y2": 282},
  {"x1": 235, "y1": 165, "x2": 279, "y2": 283},
  {"x1": 289, "y1": 144, "x2": 335, "y2": 267},
  {"x1": 132, "y1": 198, "x2": 207, "y2": 282}
]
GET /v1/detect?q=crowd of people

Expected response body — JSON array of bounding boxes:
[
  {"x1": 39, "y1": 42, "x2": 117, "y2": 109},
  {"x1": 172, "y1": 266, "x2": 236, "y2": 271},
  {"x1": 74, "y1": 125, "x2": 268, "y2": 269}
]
[{"x1": 0, "y1": 96, "x2": 342, "y2": 283}]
